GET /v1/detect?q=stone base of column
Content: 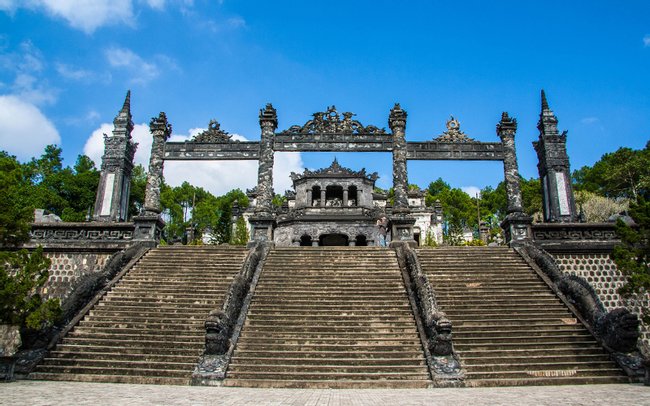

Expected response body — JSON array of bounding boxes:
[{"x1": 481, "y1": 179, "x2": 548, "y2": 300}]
[
  {"x1": 389, "y1": 213, "x2": 417, "y2": 248},
  {"x1": 247, "y1": 214, "x2": 276, "y2": 247},
  {"x1": 500, "y1": 211, "x2": 532, "y2": 246},
  {"x1": 133, "y1": 214, "x2": 165, "y2": 245}
]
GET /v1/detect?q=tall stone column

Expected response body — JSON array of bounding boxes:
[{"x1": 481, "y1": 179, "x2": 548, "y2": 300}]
[
  {"x1": 134, "y1": 112, "x2": 170, "y2": 243},
  {"x1": 255, "y1": 104, "x2": 277, "y2": 216},
  {"x1": 92, "y1": 91, "x2": 137, "y2": 222},
  {"x1": 389, "y1": 103, "x2": 409, "y2": 213},
  {"x1": 144, "y1": 112, "x2": 171, "y2": 215},
  {"x1": 388, "y1": 103, "x2": 416, "y2": 247},
  {"x1": 320, "y1": 188, "x2": 326, "y2": 207},
  {"x1": 306, "y1": 188, "x2": 313, "y2": 206},
  {"x1": 497, "y1": 112, "x2": 531, "y2": 244},
  {"x1": 343, "y1": 187, "x2": 349, "y2": 207},
  {"x1": 249, "y1": 104, "x2": 277, "y2": 244},
  {"x1": 533, "y1": 90, "x2": 578, "y2": 222}
]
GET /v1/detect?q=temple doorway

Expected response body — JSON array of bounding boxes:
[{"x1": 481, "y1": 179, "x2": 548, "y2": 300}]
[{"x1": 319, "y1": 234, "x2": 349, "y2": 246}]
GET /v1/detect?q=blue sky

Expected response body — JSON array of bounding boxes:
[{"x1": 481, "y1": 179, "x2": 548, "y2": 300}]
[{"x1": 1, "y1": 1, "x2": 649, "y2": 196}]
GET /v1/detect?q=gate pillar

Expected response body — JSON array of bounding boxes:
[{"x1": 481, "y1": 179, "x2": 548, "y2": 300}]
[{"x1": 497, "y1": 112, "x2": 531, "y2": 244}]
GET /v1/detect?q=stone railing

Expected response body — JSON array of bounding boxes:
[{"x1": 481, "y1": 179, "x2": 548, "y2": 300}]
[
  {"x1": 27, "y1": 222, "x2": 136, "y2": 251},
  {"x1": 515, "y1": 242, "x2": 648, "y2": 381},
  {"x1": 193, "y1": 241, "x2": 271, "y2": 384},
  {"x1": 393, "y1": 242, "x2": 464, "y2": 386},
  {"x1": 531, "y1": 223, "x2": 620, "y2": 252},
  {"x1": 13, "y1": 242, "x2": 151, "y2": 377}
]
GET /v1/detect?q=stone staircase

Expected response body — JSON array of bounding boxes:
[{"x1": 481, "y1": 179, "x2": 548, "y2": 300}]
[
  {"x1": 224, "y1": 247, "x2": 431, "y2": 388},
  {"x1": 416, "y1": 246, "x2": 629, "y2": 387},
  {"x1": 30, "y1": 245, "x2": 248, "y2": 385}
]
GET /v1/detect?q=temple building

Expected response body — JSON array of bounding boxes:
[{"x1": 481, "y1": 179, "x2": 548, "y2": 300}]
[{"x1": 244, "y1": 159, "x2": 443, "y2": 246}]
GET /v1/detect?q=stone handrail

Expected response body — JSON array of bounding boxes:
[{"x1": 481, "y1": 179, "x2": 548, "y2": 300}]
[
  {"x1": 393, "y1": 242, "x2": 463, "y2": 385},
  {"x1": 193, "y1": 241, "x2": 271, "y2": 383},
  {"x1": 514, "y1": 242, "x2": 647, "y2": 380},
  {"x1": 26, "y1": 222, "x2": 136, "y2": 251},
  {"x1": 15, "y1": 241, "x2": 150, "y2": 377}
]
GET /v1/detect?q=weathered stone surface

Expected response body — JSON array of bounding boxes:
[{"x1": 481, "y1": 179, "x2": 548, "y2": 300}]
[
  {"x1": 389, "y1": 103, "x2": 409, "y2": 213},
  {"x1": 255, "y1": 104, "x2": 277, "y2": 217},
  {"x1": 0, "y1": 325, "x2": 21, "y2": 357},
  {"x1": 144, "y1": 112, "x2": 171, "y2": 215},
  {"x1": 533, "y1": 90, "x2": 578, "y2": 222},
  {"x1": 496, "y1": 112, "x2": 523, "y2": 214},
  {"x1": 92, "y1": 91, "x2": 137, "y2": 222}
]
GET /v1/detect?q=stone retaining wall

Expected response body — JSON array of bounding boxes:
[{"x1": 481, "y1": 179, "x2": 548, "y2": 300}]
[
  {"x1": 42, "y1": 252, "x2": 112, "y2": 300},
  {"x1": 552, "y1": 252, "x2": 649, "y2": 347}
]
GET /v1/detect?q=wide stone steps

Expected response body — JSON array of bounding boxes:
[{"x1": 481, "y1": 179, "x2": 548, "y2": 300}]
[
  {"x1": 30, "y1": 246, "x2": 247, "y2": 385},
  {"x1": 416, "y1": 246, "x2": 627, "y2": 387},
  {"x1": 225, "y1": 247, "x2": 430, "y2": 388}
]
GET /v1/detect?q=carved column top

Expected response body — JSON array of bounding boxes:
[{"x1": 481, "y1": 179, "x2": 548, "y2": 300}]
[
  {"x1": 537, "y1": 89, "x2": 562, "y2": 138},
  {"x1": 149, "y1": 112, "x2": 172, "y2": 139},
  {"x1": 389, "y1": 103, "x2": 407, "y2": 132},
  {"x1": 496, "y1": 112, "x2": 517, "y2": 139},
  {"x1": 259, "y1": 103, "x2": 278, "y2": 131}
]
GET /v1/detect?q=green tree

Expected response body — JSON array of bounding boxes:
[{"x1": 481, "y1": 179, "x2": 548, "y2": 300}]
[
  {"x1": 128, "y1": 164, "x2": 147, "y2": 217},
  {"x1": 573, "y1": 142, "x2": 650, "y2": 202},
  {"x1": 611, "y1": 198, "x2": 650, "y2": 323},
  {"x1": 0, "y1": 152, "x2": 34, "y2": 246},
  {"x1": 231, "y1": 216, "x2": 250, "y2": 245},
  {"x1": 0, "y1": 247, "x2": 61, "y2": 329}
]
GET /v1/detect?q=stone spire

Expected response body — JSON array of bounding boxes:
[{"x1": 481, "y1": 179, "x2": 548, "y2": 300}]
[
  {"x1": 533, "y1": 90, "x2": 577, "y2": 222},
  {"x1": 92, "y1": 91, "x2": 138, "y2": 222}
]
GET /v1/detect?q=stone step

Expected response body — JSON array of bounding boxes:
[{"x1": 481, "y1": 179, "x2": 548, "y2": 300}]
[
  {"x1": 77, "y1": 320, "x2": 203, "y2": 331},
  {"x1": 53, "y1": 344, "x2": 203, "y2": 356},
  {"x1": 225, "y1": 371, "x2": 429, "y2": 381},
  {"x1": 465, "y1": 367, "x2": 625, "y2": 380},
  {"x1": 465, "y1": 361, "x2": 623, "y2": 373},
  {"x1": 39, "y1": 357, "x2": 196, "y2": 371},
  {"x1": 229, "y1": 356, "x2": 427, "y2": 366},
  {"x1": 222, "y1": 379, "x2": 430, "y2": 389},
  {"x1": 463, "y1": 375, "x2": 630, "y2": 387},
  {"x1": 73, "y1": 326, "x2": 202, "y2": 337},
  {"x1": 29, "y1": 372, "x2": 189, "y2": 385},
  {"x1": 461, "y1": 354, "x2": 614, "y2": 365},
  {"x1": 47, "y1": 350, "x2": 198, "y2": 363},
  {"x1": 34, "y1": 364, "x2": 191, "y2": 378},
  {"x1": 67, "y1": 330, "x2": 203, "y2": 340},
  {"x1": 227, "y1": 364, "x2": 429, "y2": 374}
]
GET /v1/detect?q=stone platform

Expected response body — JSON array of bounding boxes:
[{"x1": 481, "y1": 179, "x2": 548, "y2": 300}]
[{"x1": 3, "y1": 381, "x2": 649, "y2": 405}]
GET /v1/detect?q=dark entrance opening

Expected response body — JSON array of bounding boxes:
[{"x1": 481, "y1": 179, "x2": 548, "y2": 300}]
[
  {"x1": 300, "y1": 235, "x2": 313, "y2": 246},
  {"x1": 319, "y1": 234, "x2": 348, "y2": 246},
  {"x1": 355, "y1": 234, "x2": 368, "y2": 246}
]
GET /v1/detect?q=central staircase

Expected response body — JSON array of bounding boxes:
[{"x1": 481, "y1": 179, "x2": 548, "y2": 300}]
[
  {"x1": 30, "y1": 245, "x2": 248, "y2": 385},
  {"x1": 416, "y1": 246, "x2": 629, "y2": 387},
  {"x1": 224, "y1": 247, "x2": 431, "y2": 388}
]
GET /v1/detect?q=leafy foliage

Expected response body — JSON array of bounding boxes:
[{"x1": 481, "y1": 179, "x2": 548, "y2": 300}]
[
  {"x1": 575, "y1": 190, "x2": 629, "y2": 222},
  {"x1": 0, "y1": 247, "x2": 61, "y2": 329},
  {"x1": 0, "y1": 152, "x2": 34, "y2": 246},
  {"x1": 232, "y1": 216, "x2": 249, "y2": 246},
  {"x1": 611, "y1": 198, "x2": 650, "y2": 323},
  {"x1": 573, "y1": 141, "x2": 650, "y2": 202}
]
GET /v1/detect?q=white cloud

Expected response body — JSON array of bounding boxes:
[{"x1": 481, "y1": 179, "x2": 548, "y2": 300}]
[
  {"x1": 105, "y1": 47, "x2": 161, "y2": 85},
  {"x1": 28, "y1": 0, "x2": 134, "y2": 34},
  {"x1": 462, "y1": 186, "x2": 481, "y2": 198},
  {"x1": 0, "y1": 95, "x2": 60, "y2": 160},
  {"x1": 84, "y1": 124, "x2": 304, "y2": 196},
  {"x1": 56, "y1": 63, "x2": 92, "y2": 81},
  {"x1": 12, "y1": 73, "x2": 58, "y2": 105},
  {"x1": 144, "y1": 0, "x2": 165, "y2": 10},
  {"x1": 644, "y1": 35, "x2": 650, "y2": 47}
]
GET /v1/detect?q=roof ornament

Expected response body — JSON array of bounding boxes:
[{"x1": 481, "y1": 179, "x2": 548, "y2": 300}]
[
  {"x1": 191, "y1": 119, "x2": 233, "y2": 142},
  {"x1": 432, "y1": 116, "x2": 477, "y2": 143},
  {"x1": 281, "y1": 106, "x2": 386, "y2": 135}
]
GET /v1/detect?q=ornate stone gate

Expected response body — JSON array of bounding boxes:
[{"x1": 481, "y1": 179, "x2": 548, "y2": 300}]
[{"x1": 104, "y1": 91, "x2": 577, "y2": 246}]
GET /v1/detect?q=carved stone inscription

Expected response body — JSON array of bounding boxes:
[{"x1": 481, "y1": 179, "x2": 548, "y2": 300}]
[
  {"x1": 555, "y1": 172, "x2": 570, "y2": 215},
  {"x1": 100, "y1": 173, "x2": 115, "y2": 216}
]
